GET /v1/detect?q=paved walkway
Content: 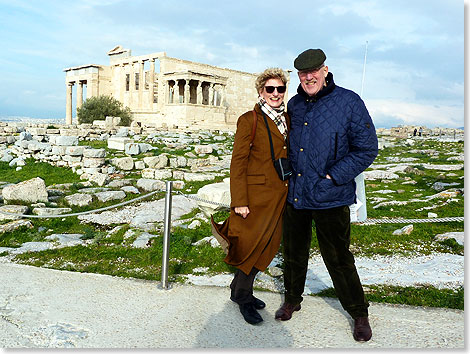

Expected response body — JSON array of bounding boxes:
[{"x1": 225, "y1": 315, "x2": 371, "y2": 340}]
[{"x1": 0, "y1": 262, "x2": 464, "y2": 349}]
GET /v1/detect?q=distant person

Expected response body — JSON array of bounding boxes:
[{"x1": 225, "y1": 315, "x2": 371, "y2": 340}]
[
  {"x1": 419, "y1": 127, "x2": 423, "y2": 136},
  {"x1": 212, "y1": 68, "x2": 290, "y2": 325},
  {"x1": 413, "y1": 128, "x2": 417, "y2": 136},
  {"x1": 275, "y1": 48, "x2": 378, "y2": 342}
]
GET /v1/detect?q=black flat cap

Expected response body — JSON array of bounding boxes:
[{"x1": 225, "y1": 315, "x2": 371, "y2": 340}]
[{"x1": 294, "y1": 49, "x2": 326, "y2": 71}]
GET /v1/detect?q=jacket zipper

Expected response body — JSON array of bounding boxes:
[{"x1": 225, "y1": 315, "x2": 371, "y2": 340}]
[{"x1": 334, "y1": 133, "x2": 338, "y2": 160}]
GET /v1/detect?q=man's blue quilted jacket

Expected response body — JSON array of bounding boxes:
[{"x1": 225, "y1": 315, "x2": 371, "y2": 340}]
[{"x1": 286, "y1": 72, "x2": 378, "y2": 210}]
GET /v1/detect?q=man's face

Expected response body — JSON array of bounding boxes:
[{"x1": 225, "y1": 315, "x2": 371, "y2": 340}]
[{"x1": 298, "y1": 65, "x2": 328, "y2": 97}]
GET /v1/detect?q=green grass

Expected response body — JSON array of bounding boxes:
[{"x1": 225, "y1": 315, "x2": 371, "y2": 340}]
[
  {"x1": 317, "y1": 285, "x2": 464, "y2": 310},
  {"x1": 354, "y1": 222, "x2": 463, "y2": 255},
  {"x1": 300, "y1": 222, "x2": 464, "y2": 257},
  {"x1": 0, "y1": 159, "x2": 81, "y2": 185},
  {"x1": 0, "y1": 217, "x2": 93, "y2": 247},
  {"x1": 13, "y1": 221, "x2": 233, "y2": 281},
  {"x1": 78, "y1": 140, "x2": 108, "y2": 149},
  {"x1": 14, "y1": 245, "x2": 163, "y2": 279}
]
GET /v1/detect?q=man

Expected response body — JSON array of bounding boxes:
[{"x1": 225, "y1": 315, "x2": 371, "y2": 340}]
[{"x1": 275, "y1": 48, "x2": 378, "y2": 342}]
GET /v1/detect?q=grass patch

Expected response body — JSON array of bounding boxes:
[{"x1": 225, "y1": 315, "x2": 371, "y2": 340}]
[
  {"x1": 0, "y1": 159, "x2": 81, "y2": 185},
  {"x1": 78, "y1": 140, "x2": 108, "y2": 149},
  {"x1": 303, "y1": 222, "x2": 464, "y2": 257},
  {"x1": 180, "y1": 208, "x2": 202, "y2": 220},
  {"x1": 316, "y1": 285, "x2": 464, "y2": 310},
  {"x1": 12, "y1": 220, "x2": 233, "y2": 281},
  {"x1": 0, "y1": 225, "x2": 44, "y2": 247},
  {"x1": 14, "y1": 245, "x2": 163, "y2": 280},
  {"x1": 0, "y1": 217, "x2": 95, "y2": 247}
]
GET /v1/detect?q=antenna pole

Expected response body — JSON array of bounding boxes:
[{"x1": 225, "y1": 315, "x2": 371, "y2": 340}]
[{"x1": 360, "y1": 41, "x2": 368, "y2": 98}]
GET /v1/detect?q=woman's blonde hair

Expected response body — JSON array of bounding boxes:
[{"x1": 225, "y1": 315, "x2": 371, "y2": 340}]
[{"x1": 255, "y1": 68, "x2": 288, "y2": 93}]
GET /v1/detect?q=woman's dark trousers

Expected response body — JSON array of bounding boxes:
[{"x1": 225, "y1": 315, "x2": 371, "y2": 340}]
[
  {"x1": 230, "y1": 267, "x2": 259, "y2": 304},
  {"x1": 282, "y1": 203, "x2": 369, "y2": 319}
]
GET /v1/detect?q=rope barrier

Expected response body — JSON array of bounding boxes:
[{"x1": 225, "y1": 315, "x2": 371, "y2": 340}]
[
  {"x1": 177, "y1": 192, "x2": 464, "y2": 225},
  {"x1": 355, "y1": 216, "x2": 464, "y2": 225},
  {"x1": 0, "y1": 188, "x2": 463, "y2": 224},
  {"x1": 0, "y1": 190, "x2": 161, "y2": 218},
  {"x1": 175, "y1": 191, "x2": 231, "y2": 208}
]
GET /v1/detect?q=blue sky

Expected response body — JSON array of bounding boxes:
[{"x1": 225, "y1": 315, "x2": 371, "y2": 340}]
[{"x1": 0, "y1": 0, "x2": 465, "y2": 128}]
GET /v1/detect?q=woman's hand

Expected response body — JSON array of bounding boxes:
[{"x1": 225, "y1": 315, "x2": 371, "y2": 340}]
[{"x1": 234, "y1": 206, "x2": 250, "y2": 218}]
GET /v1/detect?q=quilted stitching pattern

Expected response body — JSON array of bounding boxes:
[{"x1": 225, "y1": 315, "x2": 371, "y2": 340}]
[{"x1": 287, "y1": 82, "x2": 378, "y2": 209}]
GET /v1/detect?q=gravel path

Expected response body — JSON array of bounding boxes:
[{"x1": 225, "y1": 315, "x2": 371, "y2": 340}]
[{"x1": 0, "y1": 262, "x2": 464, "y2": 349}]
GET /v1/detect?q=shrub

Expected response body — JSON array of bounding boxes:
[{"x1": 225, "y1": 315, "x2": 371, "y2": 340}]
[{"x1": 77, "y1": 95, "x2": 132, "y2": 126}]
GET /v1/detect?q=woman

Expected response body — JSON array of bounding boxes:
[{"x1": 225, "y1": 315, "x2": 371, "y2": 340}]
[{"x1": 212, "y1": 68, "x2": 290, "y2": 325}]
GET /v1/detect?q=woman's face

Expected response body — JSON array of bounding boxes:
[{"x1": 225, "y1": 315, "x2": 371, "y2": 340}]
[{"x1": 259, "y1": 78, "x2": 285, "y2": 109}]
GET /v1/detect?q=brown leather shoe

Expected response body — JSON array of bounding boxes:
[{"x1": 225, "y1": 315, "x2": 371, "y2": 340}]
[
  {"x1": 353, "y1": 317, "x2": 372, "y2": 342},
  {"x1": 274, "y1": 302, "x2": 301, "y2": 321}
]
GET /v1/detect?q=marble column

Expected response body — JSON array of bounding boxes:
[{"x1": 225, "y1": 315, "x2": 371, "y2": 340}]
[
  {"x1": 149, "y1": 59, "x2": 155, "y2": 106},
  {"x1": 168, "y1": 81, "x2": 174, "y2": 103},
  {"x1": 213, "y1": 85, "x2": 219, "y2": 106},
  {"x1": 220, "y1": 85, "x2": 226, "y2": 107},
  {"x1": 119, "y1": 64, "x2": 125, "y2": 103},
  {"x1": 138, "y1": 60, "x2": 144, "y2": 106},
  {"x1": 184, "y1": 80, "x2": 190, "y2": 104},
  {"x1": 66, "y1": 82, "x2": 73, "y2": 125},
  {"x1": 76, "y1": 81, "x2": 83, "y2": 111},
  {"x1": 197, "y1": 81, "x2": 202, "y2": 105},
  {"x1": 130, "y1": 62, "x2": 136, "y2": 107},
  {"x1": 209, "y1": 83, "x2": 214, "y2": 106},
  {"x1": 177, "y1": 81, "x2": 183, "y2": 103}
]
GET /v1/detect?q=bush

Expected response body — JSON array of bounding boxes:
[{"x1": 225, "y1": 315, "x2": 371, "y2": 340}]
[{"x1": 77, "y1": 95, "x2": 132, "y2": 126}]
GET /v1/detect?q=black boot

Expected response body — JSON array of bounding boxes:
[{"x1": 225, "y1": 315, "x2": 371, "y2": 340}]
[
  {"x1": 253, "y1": 297, "x2": 266, "y2": 310},
  {"x1": 239, "y1": 303, "x2": 263, "y2": 325}
]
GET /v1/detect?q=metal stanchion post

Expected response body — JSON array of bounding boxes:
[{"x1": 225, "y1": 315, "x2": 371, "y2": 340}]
[{"x1": 161, "y1": 181, "x2": 173, "y2": 289}]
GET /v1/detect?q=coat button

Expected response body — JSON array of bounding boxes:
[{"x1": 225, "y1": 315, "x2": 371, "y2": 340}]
[
  {"x1": 300, "y1": 148, "x2": 304, "y2": 152},
  {"x1": 298, "y1": 173, "x2": 302, "y2": 176},
  {"x1": 304, "y1": 122, "x2": 308, "y2": 126},
  {"x1": 283, "y1": 146, "x2": 287, "y2": 149},
  {"x1": 294, "y1": 198, "x2": 298, "y2": 202},
  {"x1": 285, "y1": 183, "x2": 288, "y2": 187}
]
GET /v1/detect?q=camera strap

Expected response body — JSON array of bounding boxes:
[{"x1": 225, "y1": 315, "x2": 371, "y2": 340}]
[
  {"x1": 261, "y1": 112, "x2": 288, "y2": 161},
  {"x1": 250, "y1": 110, "x2": 257, "y2": 148}
]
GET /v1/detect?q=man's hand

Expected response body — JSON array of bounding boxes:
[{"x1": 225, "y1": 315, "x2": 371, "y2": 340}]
[{"x1": 234, "y1": 206, "x2": 250, "y2": 218}]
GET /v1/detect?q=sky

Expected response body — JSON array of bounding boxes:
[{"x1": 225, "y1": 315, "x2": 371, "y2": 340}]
[{"x1": 0, "y1": 0, "x2": 465, "y2": 129}]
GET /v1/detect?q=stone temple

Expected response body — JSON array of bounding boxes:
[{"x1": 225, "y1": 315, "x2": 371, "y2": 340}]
[{"x1": 64, "y1": 45, "x2": 289, "y2": 131}]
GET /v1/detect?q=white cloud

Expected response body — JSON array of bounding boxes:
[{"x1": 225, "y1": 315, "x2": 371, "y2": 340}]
[
  {"x1": 368, "y1": 99, "x2": 464, "y2": 128},
  {"x1": 0, "y1": 0, "x2": 463, "y2": 127}
]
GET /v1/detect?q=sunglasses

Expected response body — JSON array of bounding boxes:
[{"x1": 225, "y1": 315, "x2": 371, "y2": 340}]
[{"x1": 265, "y1": 85, "x2": 286, "y2": 94}]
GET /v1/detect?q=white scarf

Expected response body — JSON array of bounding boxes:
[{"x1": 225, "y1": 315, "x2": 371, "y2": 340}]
[{"x1": 258, "y1": 97, "x2": 287, "y2": 138}]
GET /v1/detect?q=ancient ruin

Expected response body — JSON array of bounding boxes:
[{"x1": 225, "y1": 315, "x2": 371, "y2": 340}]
[{"x1": 64, "y1": 46, "x2": 289, "y2": 131}]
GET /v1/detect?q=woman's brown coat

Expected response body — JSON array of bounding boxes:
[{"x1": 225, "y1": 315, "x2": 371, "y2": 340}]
[{"x1": 212, "y1": 104, "x2": 290, "y2": 275}]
